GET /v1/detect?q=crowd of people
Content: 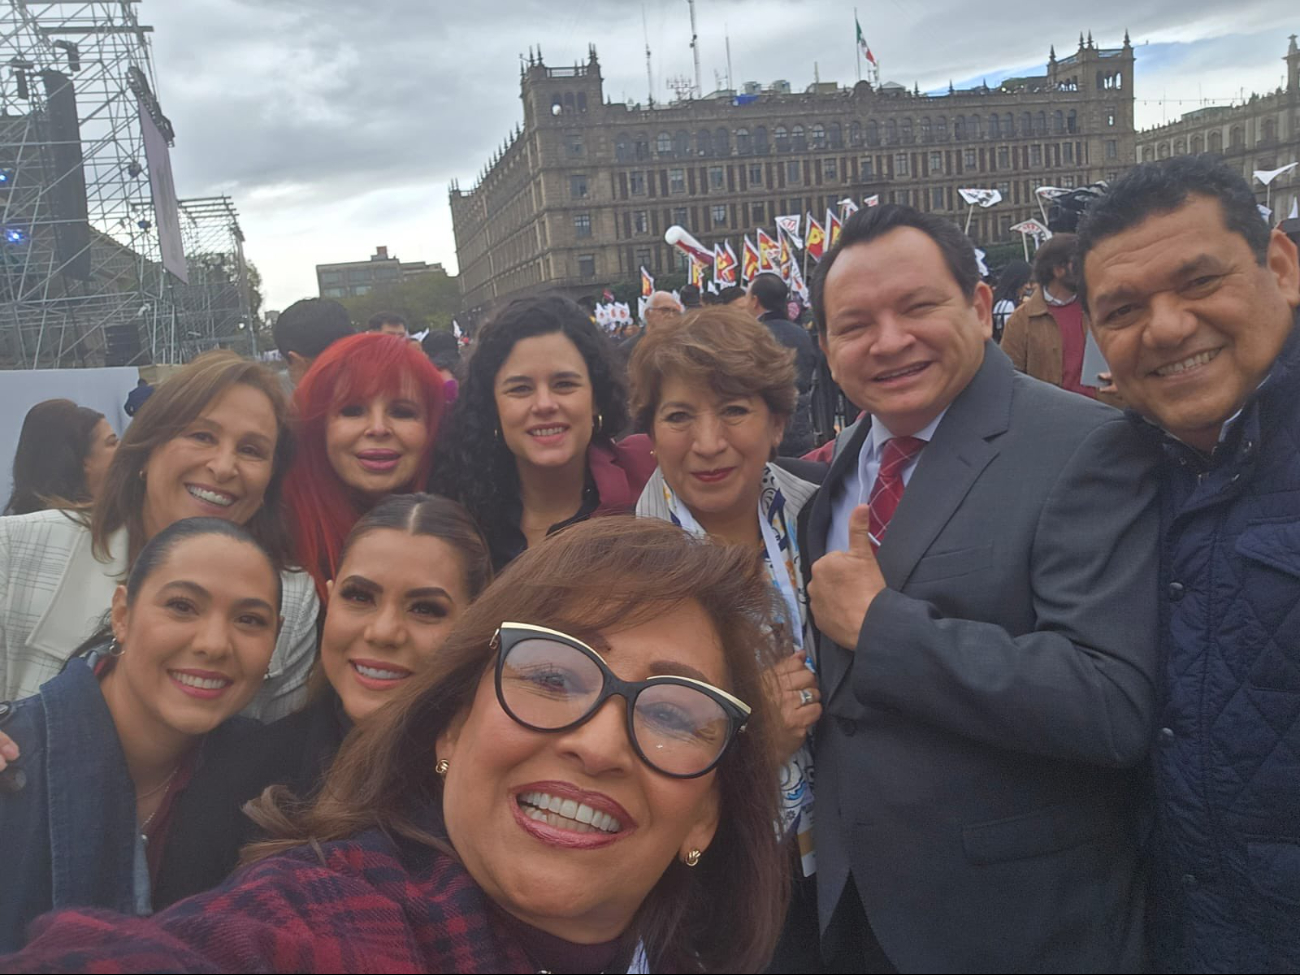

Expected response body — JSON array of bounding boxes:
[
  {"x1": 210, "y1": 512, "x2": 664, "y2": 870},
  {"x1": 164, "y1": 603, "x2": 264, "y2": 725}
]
[{"x1": 0, "y1": 153, "x2": 1296, "y2": 973}]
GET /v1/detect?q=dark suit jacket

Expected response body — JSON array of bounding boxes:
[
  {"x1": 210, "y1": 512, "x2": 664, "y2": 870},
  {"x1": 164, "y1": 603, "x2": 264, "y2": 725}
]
[{"x1": 807, "y1": 343, "x2": 1159, "y2": 973}]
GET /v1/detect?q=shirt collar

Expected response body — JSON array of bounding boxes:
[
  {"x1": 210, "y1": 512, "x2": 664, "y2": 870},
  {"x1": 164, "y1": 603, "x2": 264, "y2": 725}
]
[{"x1": 865, "y1": 407, "x2": 948, "y2": 462}]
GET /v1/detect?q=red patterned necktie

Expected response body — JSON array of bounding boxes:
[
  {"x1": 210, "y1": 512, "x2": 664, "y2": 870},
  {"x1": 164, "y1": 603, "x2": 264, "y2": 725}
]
[{"x1": 866, "y1": 436, "x2": 925, "y2": 549}]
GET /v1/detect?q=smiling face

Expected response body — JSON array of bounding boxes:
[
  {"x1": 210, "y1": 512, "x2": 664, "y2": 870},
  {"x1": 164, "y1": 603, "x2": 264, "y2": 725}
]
[
  {"x1": 820, "y1": 228, "x2": 992, "y2": 436},
  {"x1": 1086, "y1": 195, "x2": 1300, "y2": 452},
  {"x1": 141, "y1": 383, "x2": 278, "y2": 540},
  {"x1": 494, "y1": 332, "x2": 596, "y2": 475},
  {"x1": 321, "y1": 529, "x2": 471, "y2": 724},
  {"x1": 83, "y1": 417, "x2": 119, "y2": 500},
  {"x1": 437, "y1": 601, "x2": 724, "y2": 943},
  {"x1": 324, "y1": 388, "x2": 430, "y2": 502},
  {"x1": 103, "y1": 534, "x2": 280, "y2": 739},
  {"x1": 651, "y1": 376, "x2": 783, "y2": 534}
]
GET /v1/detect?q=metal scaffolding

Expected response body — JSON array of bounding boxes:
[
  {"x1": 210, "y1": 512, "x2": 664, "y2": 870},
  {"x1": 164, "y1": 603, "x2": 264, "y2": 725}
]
[
  {"x1": 0, "y1": 1, "x2": 174, "y2": 369},
  {"x1": 170, "y1": 195, "x2": 253, "y2": 362}
]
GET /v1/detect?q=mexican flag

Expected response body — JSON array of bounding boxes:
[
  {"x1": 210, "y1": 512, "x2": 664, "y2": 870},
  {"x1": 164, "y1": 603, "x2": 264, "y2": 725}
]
[{"x1": 856, "y1": 16, "x2": 876, "y2": 66}]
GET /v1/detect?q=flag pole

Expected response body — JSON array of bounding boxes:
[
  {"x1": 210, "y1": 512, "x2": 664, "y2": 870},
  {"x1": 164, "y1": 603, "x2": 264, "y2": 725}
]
[
  {"x1": 855, "y1": 8, "x2": 862, "y2": 83},
  {"x1": 964, "y1": 201, "x2": 975, "y2": 235}
]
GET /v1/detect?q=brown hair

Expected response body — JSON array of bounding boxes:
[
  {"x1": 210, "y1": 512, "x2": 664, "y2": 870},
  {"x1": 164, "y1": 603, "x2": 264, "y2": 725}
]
[
  {"x1": 4, "y1": 398, "x2": 105, "y2": 515},
  {"x1": 1032, "y1": 232, "x2": 1078, "y2": 290},
  {"x1": 246, "y1": 516, "x2": 789, "y2": 972},
  {"x1": 628, "y1": 306, "x2": 797, "y2": 434},
  {"x1": 91, "y1": 351, "x2": 294, "y2": 567}
]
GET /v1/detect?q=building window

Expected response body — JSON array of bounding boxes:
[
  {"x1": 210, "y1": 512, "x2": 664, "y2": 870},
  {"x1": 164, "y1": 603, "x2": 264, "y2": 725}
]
[
  {"x1": 997, "y1": 146, "x2": 1010, "y2": 168},
  {"x1": 1067, "y1": 110, "x2": 1077, "y2": 134},
  {"x1": 715, "y1": 127, "x2": 730, "y2": 155},
  {"x1": 931, "y1": 186, "x2": 945, "y2": 210},
  {"x1": 578, "y1": 254, "x2": 596, "y2": 279},
  {"x1": 823, "y1": 158, "x2": 838, "y2": 180},
  {"x1": 635, "y1": 246, "x2": 652, "y2": 269},
  {"x1": 565, "y1": 132, "x2": 583, "y2": 156},
  {"x1": 569, "y1": 175, "x2": 589, "y2": 199},
  {"x1": 988, "y1": 114, "x2": 1000, "y2": 138},
  {"x1": 633, "y1": 210, "x2": 649, "y2": 234},
  {"x1": 674, "y1": 130, "x2": 690, "y2": 156},
  {"x1": 828, "y1": 122, "x2": 843, "y2": 149},
  {"x1": 812, "y1": 124, "x2": 826, "y2": 149},
  {"x1": 1030, "y1": 145, "x2": 1043, "y2": 167},
  {"x1": 1053, "y1": 111, "x2": 1064, "y2": 135},
  {"x1": 920, "y1": 117, "x2": 933, "y2": 142},
  {"x1": 900, "y1": 118, "x2": 913, "y2": 143},
  {"x1": 669, "y1": 168, "x2": 686, "y2": 193},
  {"x1": 754, "y1": 127, "x2": 769, "y2": 153},
  {"x1": 850, "y1": 121, "x2": 862, "y2": 146},
  {"x1": 1106, "y1": 107, "x2": 1116, "y2": 127},
  {"x1": 954, "y1": 116, "x2": 967, "y2": 140},
  {"x1": 615, "y1": 135, "x2": 630, "y2": 162},
  {"x1": 697, "y1": 128, "x2": 713, "y2": 157},
  {"x1": 929, "y1": 151, "x2": 943, "y2": 173},
  {"x1": 630, "y1": 170, "x2": 646, "y2": 195},
  {"x1": 709, "y1": 166, "x2": 725, "y2": 190},
  {"x1": 1105, "y1": 140, "x2": 1117, "y2": 160},
  {"x1": 894, "y1": 152, "x2": 909, "y2": 177},
  {"x1": 750, "y1": 201, "x2": 765, "y2": 224},
  {"x1": 964, "y1": 148, "x2": 976, "y2": 168},
  {"x1": 634, "y1": 133, "x2": 650, "y2": 159},
  {"x1": 711, "y1": 204, "x2": 727, "y2": 226},
  {"x1": 673, "y1": 207, "x2": 688, "y2": 225},
  {"x1": 775, "y1": 125, "x2": 790, "y2": 152},
  {"x1": 792, "y1": 125, "x2": 807, "y2": 151},
  {"x1": 861, "y1": 156, "x2": 874, "y2": 178},
  {"x1": 737, "y1": 127, "x2": 752, "y2": 154},
  {"x1": 996, "y1": 180, "x2": 1011, "y2": 198},
  {"x1": 1063, "y1": 142, "x2": 1074, "y2": 164},
  {"x1": 657, "y1": 132, "x2": 673, "y2": 155},
  {"x1": 866, "y1": 120, "x2": 880, "y2": 146},
  {"x1": 787, "y1": 159, "x2": 802, "y2": 183},
  {"x1": 1062, "y1": 175, "x2": 1076, "y2": 188},
  {"x1": 749, "y1": 164, "x2": 763, "y2": 185},
  {"x1": 574, "y1": 212, "x2": 592, "y2": 237}
]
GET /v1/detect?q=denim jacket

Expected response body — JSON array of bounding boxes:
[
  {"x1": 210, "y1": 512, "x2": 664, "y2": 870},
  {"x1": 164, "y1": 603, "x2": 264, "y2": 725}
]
[{"x1": 0, "y1": 658, "x2": 141, "y2": 951}]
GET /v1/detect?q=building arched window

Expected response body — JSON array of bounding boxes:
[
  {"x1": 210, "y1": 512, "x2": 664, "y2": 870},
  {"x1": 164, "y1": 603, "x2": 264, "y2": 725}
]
[
  {"x1": 615, "y1": 134, "x2": 630, "y2": 162},
  {"x1": 969, "y1": 114, "x2": 982, "y2": 139},
  {"x1": 885, "y1": 118, "x2": 898, "y2": 144},
  {"x1": 828, "y1": 122, "x2": 843, "y2": 148},
  {"x1": 754, "y1": 126, "x2": 769, "y2": 153},
  {"x1": 1174, "y1": 137, "x2": 1186, "y2": 155},
  {"x1": 1053, "y1": 110, "x2": 1064, "y2": 134},
  {"x1": 1229, "y1": 125, "x2": 1244, "y2": 149},
  {"x1": 775, "y1": 125, "x2": 790, "y2": 151},
  {"x1": 1020, "y1": 112, "x2": 1032, "y2": 136},
  {"x1": 792, "y1": 125, "x2": 807, "y2": 150},
  {"x1": 697, "y1": 128, "x2": 713, "y2": 157},
  {"x1": 576, "y1": 92, "x2": 587, "y2": 112},
  {"x1": 1262, "y1": 118, "x2": 1277, "y2": 143},
  {"x1": 987, "y1": 114, "x2": 1000, "y2": 138},
  {"x1": 1191, "y1": 133, "x2": 1204, "y2": 154},
  {"x1": 1208, "y1": 130, "x2": 1223, "y2": 153},
  {"x1": 1142, "y1": 146, "x2": 1154, "y2": 162},
  {"x1": 866, "y1": 119, "x2": 880, "y2": 146},
  {"x1": 715, "y1": 126, "x2": 730, "y2": 155},
  {"x1": 1004, "y1": 112, "x2": 1015, "y2": 136},
  {"x1": 736, "y1": 127, "x2": 751, "y2": 154},
  {"x1": 849, "y1": 120, "x2": 862, "y2": 145},
  {"x1": 564, "y1": 92, "x2": 576, "y2": 113},
  {"x1": 674, "y1": 129, "x2": 690, "y2": 156},
  {"x1": 936, "y1": 116, "x2": 948, "y2": 141},
  {"x1": 954, "y1": 115, "x2": 966, "y2": 140},
  {"x1": 900, "y1": 118, "x2": 913, "y2": 143},
  {"x1": 920, "y1": 117, "x2": 932, "y2": 142},
  {"x1": 1158, "y1": 143, "x2": 1170, "y2": 159},
  {"x1": 657, "y1": 131, "x2": 673, "y2": 155},
  {"x1": 634, "y1": 132, "x2": 650, "y2": 159},
  {"x1": 812, "y1": 123, "x2": 826, "y2": 149},
  {"x1": 1067, "y1": 110, "x2": 1077, "y2": 134},
  {"x1": 1035, "y1": 111, "x2": 1047, "y2": 135}
]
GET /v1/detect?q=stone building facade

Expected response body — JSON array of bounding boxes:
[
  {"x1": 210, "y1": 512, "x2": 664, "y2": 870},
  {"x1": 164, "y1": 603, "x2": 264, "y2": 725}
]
[
  {"x1": 1136, "y1": 35, "x2": 1300, "y2": 220},
  {"x1": 450, "y1": 34, "x2": 1137, "y2": 320}
]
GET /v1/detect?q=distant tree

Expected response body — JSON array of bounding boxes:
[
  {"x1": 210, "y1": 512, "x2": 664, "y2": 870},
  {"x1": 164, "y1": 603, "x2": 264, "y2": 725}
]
[{"x1": 338, "y1": 270, "x2": 461, "y2": 333}]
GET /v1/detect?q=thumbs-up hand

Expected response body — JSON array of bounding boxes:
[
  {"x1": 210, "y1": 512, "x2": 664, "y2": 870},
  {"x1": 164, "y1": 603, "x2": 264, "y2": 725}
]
[{"x1": 807, "y1": 504, "x2": 886, "y2": 651}]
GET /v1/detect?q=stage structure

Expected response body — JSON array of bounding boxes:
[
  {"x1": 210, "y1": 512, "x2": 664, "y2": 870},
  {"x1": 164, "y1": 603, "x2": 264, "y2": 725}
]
[
  {"x1": 0, "y1": 1, "x2": 187, "y2": 369},
  {"x1": 170, "y1": 196, "x2": 254, "y2": 361}
]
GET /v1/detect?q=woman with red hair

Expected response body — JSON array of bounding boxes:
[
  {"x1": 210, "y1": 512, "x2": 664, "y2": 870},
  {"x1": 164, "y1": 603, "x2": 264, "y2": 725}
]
[{"x1": 284, "y1": 332, "x2": 444, "y2": 598}]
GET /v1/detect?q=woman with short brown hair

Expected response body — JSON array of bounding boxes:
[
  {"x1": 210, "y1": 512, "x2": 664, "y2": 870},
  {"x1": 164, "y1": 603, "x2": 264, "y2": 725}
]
[
  {"x1": 4, "y1": 518, "x2": 789, "y2": 973},
  {"x1": 0, "y1": 351, "x2": 318, "y2": 720}
]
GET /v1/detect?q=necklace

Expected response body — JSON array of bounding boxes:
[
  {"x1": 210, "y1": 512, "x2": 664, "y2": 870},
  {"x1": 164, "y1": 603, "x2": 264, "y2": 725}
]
[{"x1": 137, "y1": 764, "x2": 181, "y2": 837}]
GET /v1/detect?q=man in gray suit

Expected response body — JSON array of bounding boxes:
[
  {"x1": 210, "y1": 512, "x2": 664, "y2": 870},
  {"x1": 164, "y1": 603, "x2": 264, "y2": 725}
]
[{"x1": 804, "y1": 204, "x2": 1159, "y2": 972}]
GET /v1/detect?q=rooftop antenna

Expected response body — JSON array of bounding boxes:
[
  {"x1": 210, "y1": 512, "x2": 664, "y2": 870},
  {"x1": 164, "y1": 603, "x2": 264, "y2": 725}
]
[
  {"x1": 725, "y1": 24, "x2": 733, "y2": 91},
  {"x1": 642, "y1": 4, "x2": 654, "y2": 106},
  {"x1": 687, "y1": 0, "x2": 701, "y2": 99}
]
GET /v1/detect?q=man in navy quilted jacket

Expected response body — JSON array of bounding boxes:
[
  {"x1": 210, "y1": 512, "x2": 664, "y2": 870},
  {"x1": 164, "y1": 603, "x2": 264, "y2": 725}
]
[{"x1": 1082, "y1": 155, "x2": 1300, "y2": 973}]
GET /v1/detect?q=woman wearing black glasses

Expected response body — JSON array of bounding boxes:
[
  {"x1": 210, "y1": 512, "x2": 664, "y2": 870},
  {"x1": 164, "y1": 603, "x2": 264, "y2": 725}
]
[{"x1": 2, "y1": 518, "x2": 789, "y2": 974}]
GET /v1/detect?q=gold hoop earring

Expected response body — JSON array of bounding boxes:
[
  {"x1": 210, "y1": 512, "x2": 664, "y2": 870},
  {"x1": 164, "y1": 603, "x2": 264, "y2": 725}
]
[
  {"x1": 434, "y1": 759, "x2": 450, "y2": 777},
  {"x1": 106, "y1": 637, "x2": 124, "y2": 658},
  {"x1": 684, "y1": 848, "x2": 702, "y2": 867},
  {"x1": 592, "y1": 412, "x2": 603, "y2": 433}
]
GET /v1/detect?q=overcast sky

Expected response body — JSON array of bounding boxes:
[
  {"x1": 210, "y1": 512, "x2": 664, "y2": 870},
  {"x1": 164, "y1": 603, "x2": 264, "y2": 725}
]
[{"x1": 145, "y1": 1, "x2": 1299, "y2": 310}]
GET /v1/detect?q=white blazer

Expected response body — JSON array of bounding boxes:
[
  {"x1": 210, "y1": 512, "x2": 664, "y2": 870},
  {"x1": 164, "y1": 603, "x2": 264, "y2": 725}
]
[{"x1": 0, "y1": 508, "x2": 319, "y2": 721}]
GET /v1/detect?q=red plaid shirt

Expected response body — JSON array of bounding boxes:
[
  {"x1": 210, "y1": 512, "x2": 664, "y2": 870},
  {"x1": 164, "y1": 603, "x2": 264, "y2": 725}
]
[{"x1": 1, "y1": 828, "x2": 534, "y2": 973}]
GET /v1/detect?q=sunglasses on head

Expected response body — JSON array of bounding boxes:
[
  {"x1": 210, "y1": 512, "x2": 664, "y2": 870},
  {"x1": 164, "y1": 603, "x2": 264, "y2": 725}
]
[{"x1": 492, "y1": 622, "x2": 751, "y2": 779}]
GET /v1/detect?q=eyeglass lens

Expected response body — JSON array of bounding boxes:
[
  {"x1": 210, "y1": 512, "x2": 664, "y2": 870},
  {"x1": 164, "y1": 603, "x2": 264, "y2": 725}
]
[{"x1": 499, "y1": 636, "x2": 732, "y2": 777}]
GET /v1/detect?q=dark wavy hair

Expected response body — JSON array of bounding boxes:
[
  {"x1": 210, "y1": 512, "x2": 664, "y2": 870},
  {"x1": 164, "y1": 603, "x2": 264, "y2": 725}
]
[
  {"x1": 431, "y1": 294, "x2": 629, "y2": 549},
  {"x1": 4, "y1": 399, "x2": 105, "y2": 515}
]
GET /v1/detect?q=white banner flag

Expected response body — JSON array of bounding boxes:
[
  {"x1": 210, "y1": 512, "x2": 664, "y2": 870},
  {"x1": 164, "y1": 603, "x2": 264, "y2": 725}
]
[
  {"x1": 1258, "y1": 204, "x2": 1273, "y2": 223},
  {"x1": 958, "y1": 188, "x2": 1003, "y2": 208},
  {"x1": 1254, "y1": 162, "x2": 1298, "y2": 186},
  {"x1": 1010, "y1": 218, "x2": 1052, "y2": 240},
  {"x1": 1035, "y1": 186, "x2": 1071, "y2": 200},
  {"x1": 775, "y1": 214, "x2": 804, "y2": 249},
  {"x1": 837, "y1": 197, "x2": 860, "y2": 217},
  {"x1": 1289, "y1": 197, "x2": 1299, "y2": 221},
  {"x1": 864, "y1": 194, "x2": 880, "y2": 207}
]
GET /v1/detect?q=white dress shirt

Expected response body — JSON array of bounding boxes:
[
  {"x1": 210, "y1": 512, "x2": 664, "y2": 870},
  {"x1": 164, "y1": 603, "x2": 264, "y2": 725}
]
[{"x1": 827, "y1": 409, "x2": 948, "y2": 555}]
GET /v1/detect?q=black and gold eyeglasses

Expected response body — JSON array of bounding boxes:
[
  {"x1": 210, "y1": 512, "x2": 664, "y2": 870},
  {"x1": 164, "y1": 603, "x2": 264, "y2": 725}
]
[{"x1": 493, "y1": 622, "x2": 751, "y2": 778}]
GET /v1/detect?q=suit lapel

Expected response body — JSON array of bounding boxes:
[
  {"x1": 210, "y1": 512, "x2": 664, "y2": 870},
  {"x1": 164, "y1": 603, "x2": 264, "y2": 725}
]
[{"x1": 878, "y1": 343, "x2": 1012, "y2": 589}]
